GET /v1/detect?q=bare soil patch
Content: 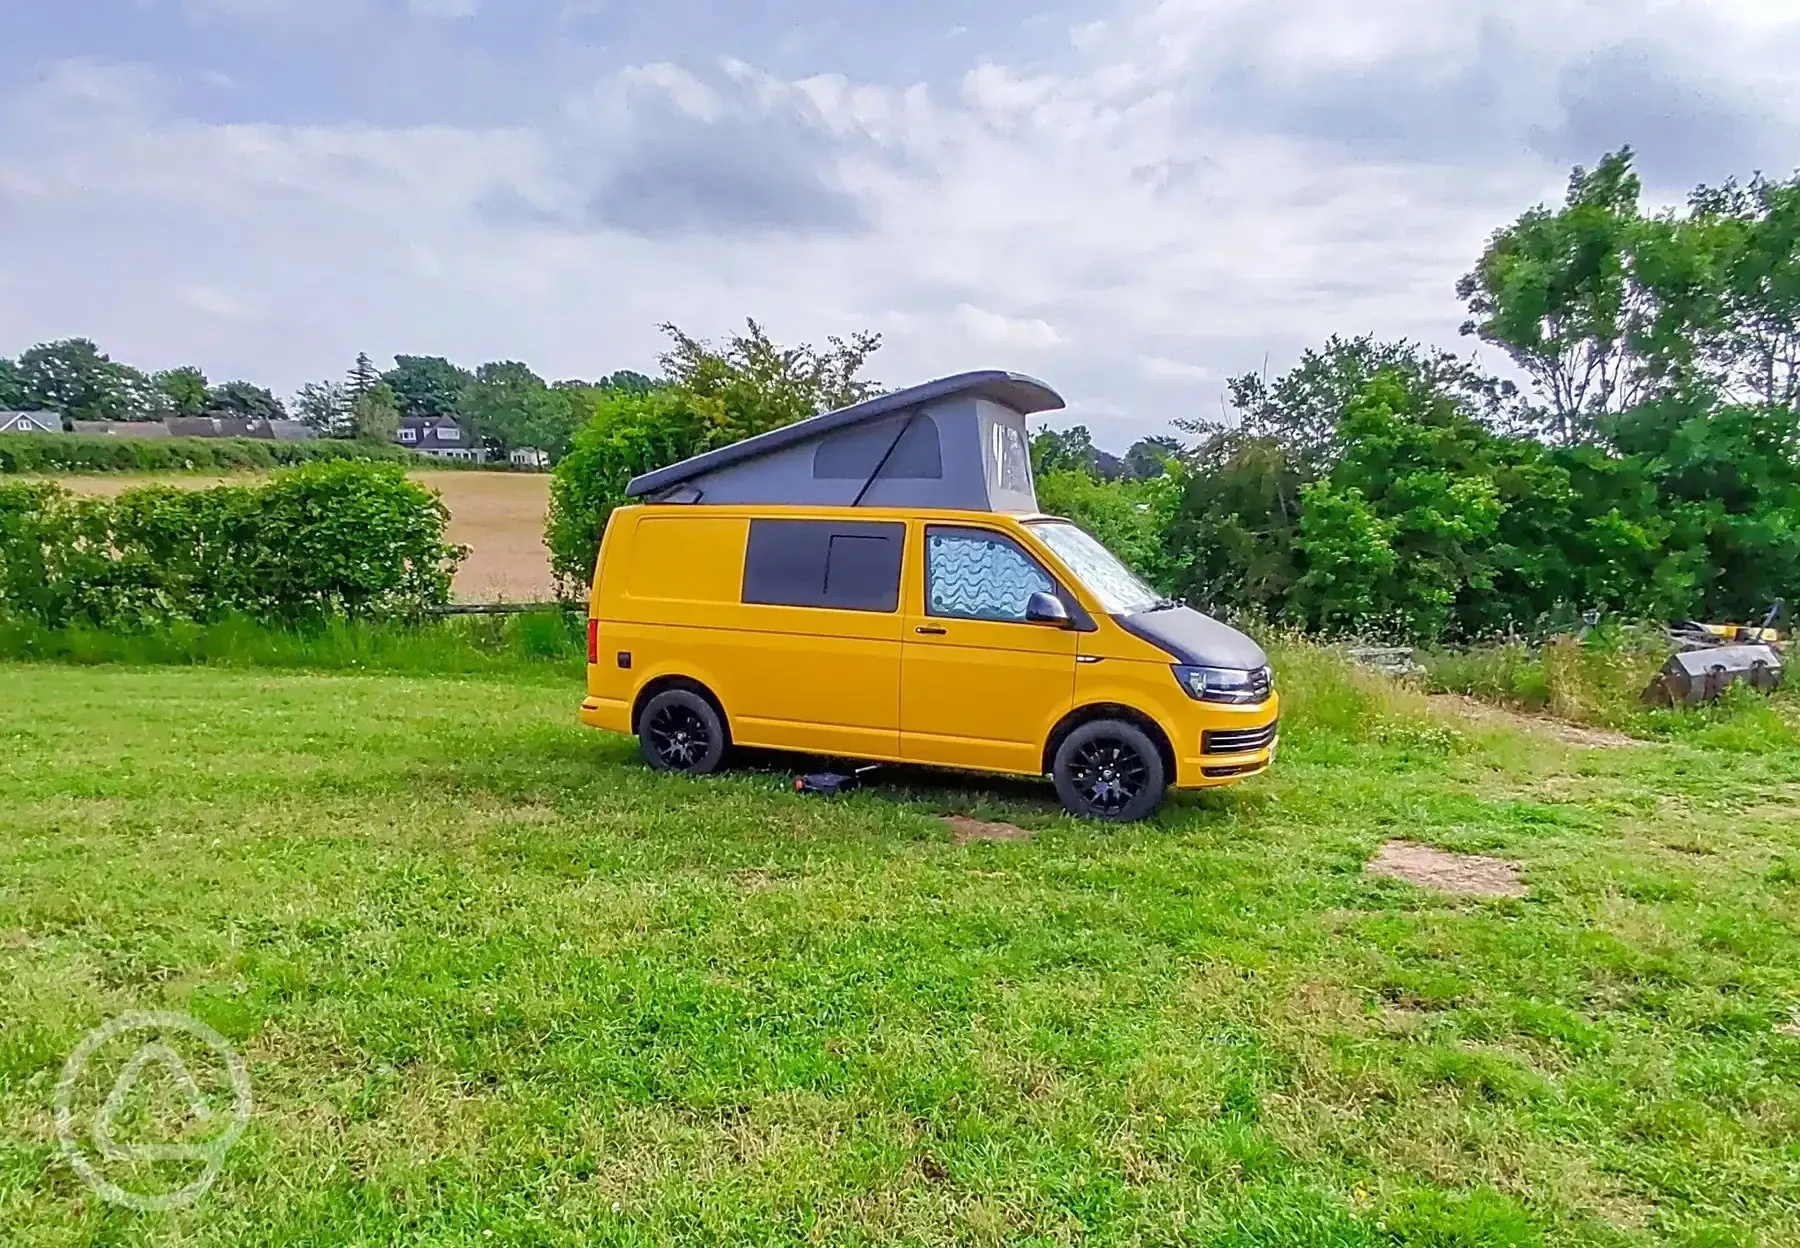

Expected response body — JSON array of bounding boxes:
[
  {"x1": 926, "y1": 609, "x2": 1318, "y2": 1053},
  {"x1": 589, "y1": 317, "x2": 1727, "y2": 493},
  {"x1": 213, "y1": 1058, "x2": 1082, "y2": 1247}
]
[
  {"x1": 1429, "y1": 693, "x2": 1639, "y2": 748},
  {"x1": 52, "y1": 470, "x2": 554, "y2": 603},
  {"x1": 1365, "y1": 839, "x2": 1527, "y2": 897},
  {"x1": 945, "y1": 815, "x2": 1035, "y2": 844}
]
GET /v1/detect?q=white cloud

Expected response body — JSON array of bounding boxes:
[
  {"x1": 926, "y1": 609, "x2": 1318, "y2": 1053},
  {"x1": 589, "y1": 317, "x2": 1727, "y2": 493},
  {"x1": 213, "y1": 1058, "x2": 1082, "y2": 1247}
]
[
  {"x1": 410, "y1": 0, "x2": 479, "y2": 16},
  {"x1": 1138, "y1": 356, "x2": 1210, "y2": 383},
  {"x1": 955, "y1": 305, "x2": 1066, "y2": 351},
  {"x1": 2, "y1": 0, "x2": 1798, "y2": 444}
]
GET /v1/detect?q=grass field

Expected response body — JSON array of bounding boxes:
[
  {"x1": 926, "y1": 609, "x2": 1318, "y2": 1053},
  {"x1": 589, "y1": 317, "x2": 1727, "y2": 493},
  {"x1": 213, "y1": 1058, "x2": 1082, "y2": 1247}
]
[
  {"x1": 1, "y1": 648, "x2": 1798, "y2": 1245},
  {"x1": 50, "y1": 471, "x2": 556, "y2": 603}
]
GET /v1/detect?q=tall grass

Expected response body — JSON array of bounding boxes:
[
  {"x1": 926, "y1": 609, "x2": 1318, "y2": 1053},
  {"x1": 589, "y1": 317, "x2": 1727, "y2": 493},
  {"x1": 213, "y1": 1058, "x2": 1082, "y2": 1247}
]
[{"x1": 0, "y1": 609, "x2": 586, "y2": 679}]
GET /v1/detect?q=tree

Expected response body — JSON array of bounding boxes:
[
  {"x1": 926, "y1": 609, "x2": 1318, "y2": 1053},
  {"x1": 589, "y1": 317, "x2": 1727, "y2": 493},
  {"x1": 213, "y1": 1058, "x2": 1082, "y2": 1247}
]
[
  {"x1": 351, "y1": 382, "x2": 401, "y2": 443},
  {"x1": 1123, "y1": 435, "x2": 1182, "y2": 480},
  {"x1": 16, "y1": 339, "x2": 156, "y2": 422},
  {"x1": 1457, "y1": 150, "x2": 1666, "y2": 444},
  {"x1": 458, "y1": 361, "x2": 580, "y2": 457},
  {"x1": 658, "y1": 319, "x2": 883, "y2": 438},
  {"x1": 600, "y1": 370, "x2": 655, "y2": 395},
  {"x1": 347, "y1": 352, "x2": 382, "y2": 399},
  {"x1": 1165, "y1": 433, "x2": 1307, "y2": 616},
  {"x1": 0, "y1": 358, "x2": 29, "y2": 410},
  {"x1": 1200, "y1": 335, "x2": 1514, "y2": 466},
  {"x1": 1031, "y1": 426, "x2": 1096, "y2": 475},
  {"x1": 154, "y1": 367, "x2": 210, "y2": 417},
  {"x1": 205, "y1": 380, "x2": 287, "y2": 421},
  {"x1": 294, "y1": 381, "x2": 353, "y2": 437},
  {"x1": 384, "y1": 355, "x2": 472, "y2": 420},
  {"x1": 1688, "y1": 172, "x2": 1800, "y2": 410}
]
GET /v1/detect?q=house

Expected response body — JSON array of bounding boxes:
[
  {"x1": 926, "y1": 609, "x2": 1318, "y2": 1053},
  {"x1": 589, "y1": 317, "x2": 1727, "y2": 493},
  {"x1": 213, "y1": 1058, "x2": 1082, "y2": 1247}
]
[
  {"x1": 509, "y1": 446, "x2": 550, "y2": 470},
  {"x1": 162, "y1": 417, "x2": 316, "y2": 441},
  {"x1": 70, "y1": 420, "x2": 172, "y2": 438},
  {"x1": 0, "y1": 410, "x2": 63, "y2": 434},
  {"x1": 397, "y1": 415, "x2": 484, "y2": 462}
]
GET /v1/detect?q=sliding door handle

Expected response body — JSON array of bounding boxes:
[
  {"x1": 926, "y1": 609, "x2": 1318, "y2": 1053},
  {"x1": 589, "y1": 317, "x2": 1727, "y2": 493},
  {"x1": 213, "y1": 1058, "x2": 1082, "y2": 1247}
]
[{"x1": 914, "y1": 625, "x2": 947, "y2": 635}]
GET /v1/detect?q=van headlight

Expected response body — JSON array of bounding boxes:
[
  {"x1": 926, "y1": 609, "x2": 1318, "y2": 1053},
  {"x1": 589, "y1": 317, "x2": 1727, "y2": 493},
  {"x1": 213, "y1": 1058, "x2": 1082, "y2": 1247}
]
[{"x1": 1173, "y1": 664, "x2": 1272, "y2": 704}]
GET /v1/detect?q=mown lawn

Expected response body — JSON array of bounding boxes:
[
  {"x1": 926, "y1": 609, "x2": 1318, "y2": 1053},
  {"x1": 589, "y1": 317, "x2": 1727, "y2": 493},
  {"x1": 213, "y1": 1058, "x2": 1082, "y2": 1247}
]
[{"x1": 0, "y1": 653, "x2": 1797, "y2": 1246}]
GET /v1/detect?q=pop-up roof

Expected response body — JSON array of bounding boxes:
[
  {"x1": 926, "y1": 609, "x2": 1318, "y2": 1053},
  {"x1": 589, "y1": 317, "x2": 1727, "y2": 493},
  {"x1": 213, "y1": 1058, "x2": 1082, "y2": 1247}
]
[{"x1": 624, "y1": 370, "x2": 1064, "y2": 513}]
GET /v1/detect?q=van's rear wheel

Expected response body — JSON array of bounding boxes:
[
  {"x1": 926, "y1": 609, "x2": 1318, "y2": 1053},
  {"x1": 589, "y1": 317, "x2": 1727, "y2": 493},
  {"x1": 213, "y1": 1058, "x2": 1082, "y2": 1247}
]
[
  {"x1": 639, "y1": 689, "x2": 727, "y2": 775},
  {"x1": 1051, "y1": 720, "x2": 1165, "y2": 821}
]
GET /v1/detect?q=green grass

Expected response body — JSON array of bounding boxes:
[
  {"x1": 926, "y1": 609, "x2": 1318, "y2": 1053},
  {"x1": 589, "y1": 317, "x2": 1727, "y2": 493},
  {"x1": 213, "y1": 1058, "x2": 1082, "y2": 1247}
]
[
  {"x1": 1, "y1": 645, "x2": 1798, "y2": 1244},
  {"x1": 0, "y1": 611, "x2": 587, "y2": 681}
]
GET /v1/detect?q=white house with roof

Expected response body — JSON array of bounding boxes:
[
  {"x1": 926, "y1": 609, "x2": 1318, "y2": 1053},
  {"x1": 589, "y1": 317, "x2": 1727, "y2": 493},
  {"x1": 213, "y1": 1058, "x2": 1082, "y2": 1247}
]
[
  {"x1": 396, "y1": 414, "x2": 484, "y2": 462},
  {"x1": 0, "y1": 410, "x2": 61, "y2": 434}
]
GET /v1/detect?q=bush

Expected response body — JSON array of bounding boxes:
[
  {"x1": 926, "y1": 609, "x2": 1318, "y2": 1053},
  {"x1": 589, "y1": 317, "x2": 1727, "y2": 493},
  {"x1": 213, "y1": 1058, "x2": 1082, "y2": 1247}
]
[
  {"x1": 0, "y1": 461, "x2": 464, "y2": 628},
  {"x1": 0, "y1": 432, "x2": 468, "y2": 475}
]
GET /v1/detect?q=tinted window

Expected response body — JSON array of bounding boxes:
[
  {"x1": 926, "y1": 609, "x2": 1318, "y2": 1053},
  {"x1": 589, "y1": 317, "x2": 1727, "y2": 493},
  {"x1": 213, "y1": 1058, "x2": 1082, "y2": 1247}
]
[
  {"x1": 926, "y1": 528, "x2": 1055, "y2": 622},
  {"x1": 813, "y1": 414, "x2": 943, "y2": 480},
  {"x1": 743, "y1": 519, "x2": 904, "y2": 612}
]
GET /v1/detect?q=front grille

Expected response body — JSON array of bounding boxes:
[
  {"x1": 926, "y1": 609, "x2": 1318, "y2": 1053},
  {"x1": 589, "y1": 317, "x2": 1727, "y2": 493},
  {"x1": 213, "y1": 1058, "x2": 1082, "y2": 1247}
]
[{"x1": 1203, "y1": 718, "x2": 1279, "y2": 755}]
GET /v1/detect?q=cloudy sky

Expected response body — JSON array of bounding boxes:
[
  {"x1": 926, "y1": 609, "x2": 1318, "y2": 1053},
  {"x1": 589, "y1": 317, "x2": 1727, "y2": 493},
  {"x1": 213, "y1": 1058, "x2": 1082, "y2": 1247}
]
[{"x1": 2, "y1": 1, "x2": 1797, "y2": 447}]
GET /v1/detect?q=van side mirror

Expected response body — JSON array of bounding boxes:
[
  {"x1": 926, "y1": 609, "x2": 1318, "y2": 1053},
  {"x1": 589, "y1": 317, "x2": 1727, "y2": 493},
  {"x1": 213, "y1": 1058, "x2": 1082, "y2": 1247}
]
[{"x1": 1025, "y1": 591, "x2": 1072, "y2": 627}]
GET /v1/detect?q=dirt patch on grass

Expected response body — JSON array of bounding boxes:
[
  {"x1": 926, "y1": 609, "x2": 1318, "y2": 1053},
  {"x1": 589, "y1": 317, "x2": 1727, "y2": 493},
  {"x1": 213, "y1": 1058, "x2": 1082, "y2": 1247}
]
[
  {"x1": 1365, "y1": 839, "x2": 1527, "y2": 897},
  {"x1": 1429, "y1": 694, "x2": 1639, "y2": 748},
  {"x1": 945, "y1": 815, "x2": 1035, "y2": 844}
]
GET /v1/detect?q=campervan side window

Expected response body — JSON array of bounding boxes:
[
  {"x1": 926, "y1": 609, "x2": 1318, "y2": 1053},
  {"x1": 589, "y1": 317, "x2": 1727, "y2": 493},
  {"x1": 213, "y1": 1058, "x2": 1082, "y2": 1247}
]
[{"x1": 742, "y1": 519, "x2": 904, "y2": 612}]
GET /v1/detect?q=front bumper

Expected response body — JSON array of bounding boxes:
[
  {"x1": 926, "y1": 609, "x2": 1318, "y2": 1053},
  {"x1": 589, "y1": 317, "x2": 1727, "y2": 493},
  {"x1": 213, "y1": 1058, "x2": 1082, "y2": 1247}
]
[{"x1": 1172, "y1": 696, "x2": 1280, "y2": 788}]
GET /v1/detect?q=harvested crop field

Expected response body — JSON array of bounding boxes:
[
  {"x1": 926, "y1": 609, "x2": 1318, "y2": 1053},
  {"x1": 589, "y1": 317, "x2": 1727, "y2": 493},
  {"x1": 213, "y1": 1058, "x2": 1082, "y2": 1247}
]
[{"x1": 49, "y1": 470, "x2": 555, "y2": 603}]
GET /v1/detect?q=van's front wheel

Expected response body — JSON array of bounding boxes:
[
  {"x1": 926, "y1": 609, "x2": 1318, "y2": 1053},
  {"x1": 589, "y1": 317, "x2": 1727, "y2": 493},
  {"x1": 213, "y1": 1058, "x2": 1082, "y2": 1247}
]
[
  {"x1": 1051, "y1": 720, "x2": 1166, "y2": 821},
  {"x1": 639, "y1": 689, "x2": 727, "y2": 775}
]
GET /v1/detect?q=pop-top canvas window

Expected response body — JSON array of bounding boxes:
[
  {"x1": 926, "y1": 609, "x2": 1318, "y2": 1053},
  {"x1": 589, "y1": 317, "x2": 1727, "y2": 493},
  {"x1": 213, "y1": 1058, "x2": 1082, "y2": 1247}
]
[{"x1": 980, "y1": 411, "x2": 1035, "y2": 509}]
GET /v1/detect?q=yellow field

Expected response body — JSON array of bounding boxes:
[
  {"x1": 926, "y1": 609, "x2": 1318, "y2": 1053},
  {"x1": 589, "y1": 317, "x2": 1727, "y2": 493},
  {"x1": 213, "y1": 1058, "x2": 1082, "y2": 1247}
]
[{"x1": 50, "y1": 470, "x2": 556, "y2": 602}]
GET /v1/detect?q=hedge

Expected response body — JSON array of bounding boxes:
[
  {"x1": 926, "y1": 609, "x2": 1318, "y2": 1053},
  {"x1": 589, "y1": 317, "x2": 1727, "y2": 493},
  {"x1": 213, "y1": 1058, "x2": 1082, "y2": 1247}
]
[
  {"x1": 0, "y1": 461, "x2": 465, "y2": 627},
  {"x1": 0, "y1": 432, "x2": 496, "y2": 475}
]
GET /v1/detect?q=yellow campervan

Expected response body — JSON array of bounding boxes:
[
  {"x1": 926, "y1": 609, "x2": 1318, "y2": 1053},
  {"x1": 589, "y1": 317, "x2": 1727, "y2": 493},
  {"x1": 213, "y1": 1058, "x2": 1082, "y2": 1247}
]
[{"x1": 580, "y1": 371, "x2": 1278, "y2": 821}]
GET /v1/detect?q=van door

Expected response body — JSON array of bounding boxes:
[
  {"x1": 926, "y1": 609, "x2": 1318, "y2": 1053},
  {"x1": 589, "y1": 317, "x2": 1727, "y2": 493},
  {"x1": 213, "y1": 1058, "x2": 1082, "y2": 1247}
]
[
  {"x1": 900, "y1": 524, "x2": 1077, "y2": 775},
  {"x1": 728, "y1": 518, "x2": 905, "y2": 759}
]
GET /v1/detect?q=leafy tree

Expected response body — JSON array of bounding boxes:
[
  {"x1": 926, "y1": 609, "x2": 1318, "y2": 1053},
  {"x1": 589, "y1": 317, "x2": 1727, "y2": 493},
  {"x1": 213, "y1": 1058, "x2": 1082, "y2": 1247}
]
[
  {"x1": 1123, "y1": 435, "x2": 1182, "y2": 480},
  {"x1": 600, "y1": 370, "x2": 656, "y2": 395},
  {"x1": 1198, "y1": 335, "x2": 1515, "y2": 465},
  {"x1": 1457, "y1": 150, "x2": 1667, "y2": 444},
  {"x1": 384, "y1": 355, "x2": 473, "y2": 420},
  {"x1": 351, "y1": 382, "x2": 401, "y2": 444},
  {"x1": 1031, "y1": 426, "x2": 1095, "y2": 475},
  {"x1": 205, "y1": 380, "x2": 287, "y2": 422},
  {"x1": 1036, "y1": 468, "x2": 1181, "y2": 587},
  {"x1": 1164, "y1": 433, "x2": 1307, "y2": 617},
  {"x1": 0, "y1": 358, "x2": 24, "y2": 410},
  {"x1": 294, "y1": 381, "x2": 353, "y2": 437},
  {"x1": 658, "y1": 319, "x2": 883, "y2": 437},
  {"x1": 1687, "y1": 172, "x2": 1800, "y2": 409},
  {"x1": 16, "y1": 339, "x2": 156, "y2": 422},
  {"x1": 458, "y1": 361, "x2": 581, "y2": 457},
  {"x1": 154, "y1": 367, "x2": 210, "y2": 417}
]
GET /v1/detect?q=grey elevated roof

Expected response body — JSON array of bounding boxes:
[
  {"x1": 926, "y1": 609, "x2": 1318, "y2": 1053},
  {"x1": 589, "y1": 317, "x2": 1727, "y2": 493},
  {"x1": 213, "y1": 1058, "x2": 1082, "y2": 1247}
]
[{"x1": 625, "y1": 370, "x2": 1063, "y2": 499}]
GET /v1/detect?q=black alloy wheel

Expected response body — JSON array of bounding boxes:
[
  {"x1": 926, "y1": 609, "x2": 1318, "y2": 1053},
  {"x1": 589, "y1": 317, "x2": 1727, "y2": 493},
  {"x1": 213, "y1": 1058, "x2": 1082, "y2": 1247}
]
[
  {"x1": 638, "y1": 688, "x2": 727, "y2": 775},
  {"x1": 1051, "y1": 719, "x2": 1166, "y2": 821}
]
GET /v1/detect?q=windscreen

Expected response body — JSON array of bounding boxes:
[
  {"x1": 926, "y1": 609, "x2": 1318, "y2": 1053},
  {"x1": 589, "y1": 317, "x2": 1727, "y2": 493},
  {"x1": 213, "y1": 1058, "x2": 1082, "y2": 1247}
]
[{"x1": 1029, "y1": 521, "x2": 1162, "y2": 615}]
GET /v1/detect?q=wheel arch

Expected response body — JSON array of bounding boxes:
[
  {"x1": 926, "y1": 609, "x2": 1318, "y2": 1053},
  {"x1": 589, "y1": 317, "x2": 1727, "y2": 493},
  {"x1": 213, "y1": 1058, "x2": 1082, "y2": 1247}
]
[
  {"x1": 1042, "y1": 702, "x2": 1176, "y2": 781},
  {"x1": 631, "y1": 674, "x2": 732, "y2": 743}
]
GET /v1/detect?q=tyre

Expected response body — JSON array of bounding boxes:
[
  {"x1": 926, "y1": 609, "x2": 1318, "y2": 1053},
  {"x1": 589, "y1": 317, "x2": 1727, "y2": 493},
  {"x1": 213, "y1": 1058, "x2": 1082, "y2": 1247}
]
[
  {"x1": 637, "y1": 688, "x2": 728, "y2": 775},
  {"x1": 1051, "y1": 719, "x2": 1166, "y2": 821}
]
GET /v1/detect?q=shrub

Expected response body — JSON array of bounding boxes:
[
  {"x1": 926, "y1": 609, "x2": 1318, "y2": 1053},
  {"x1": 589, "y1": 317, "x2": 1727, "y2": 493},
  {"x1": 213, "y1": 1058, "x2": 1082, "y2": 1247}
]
[
  {"x1": 0, "y1": 432, "x2": 454, "y2": 475},
  {"x1": 0, "y1": 461, "x2": 463, "y2": 628}
]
